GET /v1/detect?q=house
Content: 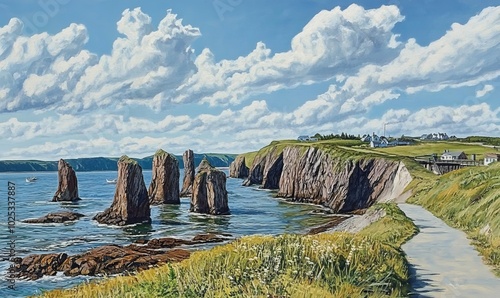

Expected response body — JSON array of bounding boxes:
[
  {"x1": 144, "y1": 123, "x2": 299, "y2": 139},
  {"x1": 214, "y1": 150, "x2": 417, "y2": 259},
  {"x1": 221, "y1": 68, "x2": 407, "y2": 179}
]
[
  {"x1": 297, "y1": 135, "x2": 318, "y2": 142},
  {"x1": 441, "y1": 150, "x2": 467, "y2": 161},
  {"x1": 370, "y1": 137, "x2": 389, "y2": 148},
  {"x1": 421, "y1": 132, "x2": 449, "y2": 141},
  {"x1": 361, "y1": 133, "x2": 381, "y2": 143},
  {"x1": 484, "y1": 153, "x2": 500, "y2": 166}
]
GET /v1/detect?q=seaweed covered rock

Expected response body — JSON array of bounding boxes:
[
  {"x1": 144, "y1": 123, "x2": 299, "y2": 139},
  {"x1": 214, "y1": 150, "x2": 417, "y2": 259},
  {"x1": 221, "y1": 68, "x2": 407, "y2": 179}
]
[
  {"x1": 93, "y1": 156, "x2": 151, "y2": 225},
  {"x1": 180, "y1": 149, "x2": 195, "y2": 197},
  {"x1": 52, "y1": 159, "x2": 80, "y2": 202},
  {"x1": 191, "y1": 159, "x2": 230, "y2": 215},
  {"x1": 148, "y1": 149, "x2": 180, "y2": 205}
]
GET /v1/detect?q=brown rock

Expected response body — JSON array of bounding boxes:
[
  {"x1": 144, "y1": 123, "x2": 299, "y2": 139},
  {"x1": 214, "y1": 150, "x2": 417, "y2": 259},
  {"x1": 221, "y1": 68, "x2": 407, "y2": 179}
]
[
  {"x1": 93, "y1": 156, "x2": 151, "y2": 226},
  {"x1": 229, "y1": 155, "x2": 249, "y2": 178},
  {"x1": 148, "y1": 149, "x2": 180, "y2": 205},
  {"x1": 23, "y1": 211, "x2": 84, "y2": 224},
  {"x1": 191, "y1": 159, "x2": 230, "y2": 215},
  {"x1": 277, "y1": 146, "x2": 411, "y2": 212},
  {"x1": 52, "y1": 159, "x2": 80, "y2": 202},
  {"x1": 180, "y1": 149, "x2": 195, "y2": 197},
  {"x1": 12, "y1": 233, "x2": 229, "y2": 279},
  {"x1": 242, "y1": 146, "x2": 283, "y2": 188}
]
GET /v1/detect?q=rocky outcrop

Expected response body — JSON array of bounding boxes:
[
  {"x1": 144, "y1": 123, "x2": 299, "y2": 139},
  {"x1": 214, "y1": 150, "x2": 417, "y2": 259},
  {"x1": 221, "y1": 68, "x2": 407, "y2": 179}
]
[
  {"x1": 180, "y1": 149, "x2": 195, "y2": 197},
  {"x1": 23, "y1": 212, "x2": 84, "y2": 224},
  {"x1": 242, "y1": 146, "x2": 283, "y2": 188},
  {"x1": 11, "y1": 234, "x2": 228, "y2": 280},
  {"x1": 93, "y1": 156, "x2": 150, "y2": 226},
  {"x1": 229, "y1": 155, "x2": 249, "y2": 178},
  {"x1": 52, "y1": 159, "x2": 80, "y2": 202},
  {"x1": 277, "y1": 146, "x2": 412, "y2": 212},
  {"x1": 148, "y1": 149, "x2": 180, "y2": 205},
  {"x1": 191, "y1": 159, "x2": 230, "y2": 215}
]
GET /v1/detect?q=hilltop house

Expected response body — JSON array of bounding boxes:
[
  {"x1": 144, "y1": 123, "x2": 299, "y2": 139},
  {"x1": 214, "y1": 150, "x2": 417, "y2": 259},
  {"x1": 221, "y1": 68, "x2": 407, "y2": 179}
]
[
  {"x1": 441, "y1": 150, "x2": 467, "y2": 161},
  {"x1": 421, "y1": 132, "x2": 449, "y2": 141},
  {"x1": 370, "y1": 137, "x2": 389, "y2": 148},
  {"x1": 361, "y1": 133, "x2": 381, "y2": 143},
  {"x1": 484, "y1": 153, "x2": 500, "y2": 166},
  {"x1": 297, "y1": 135, "x2": 318, "y2": 142}
]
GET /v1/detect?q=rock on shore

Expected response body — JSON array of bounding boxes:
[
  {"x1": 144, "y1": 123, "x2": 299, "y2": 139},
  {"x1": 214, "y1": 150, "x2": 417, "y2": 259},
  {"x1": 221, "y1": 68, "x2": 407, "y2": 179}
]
[
  {"x1": 148, "y1": 149, "x2": 180, "y2": 205},
  {"x1": 180, "y1": 149, "x2": 195, "y2": 197},
  {"x1": 93, "y1": 156, "x2": 151, "y2": 226},
  {"x1": 23, "y1": 211, "x2": 84, "y2": 224},
  {"x1": 229, "y1": 155, "x2": 249, "y2": 178},
  {"x1": 52, "y1": 159, "x2": 80, "y2": 202},
  {"x1": 191, "y1": 159, "x2": 230, "y2": 215},
  {"x1": 11, "y1": 234, "x2": 228, "y2": 280}
]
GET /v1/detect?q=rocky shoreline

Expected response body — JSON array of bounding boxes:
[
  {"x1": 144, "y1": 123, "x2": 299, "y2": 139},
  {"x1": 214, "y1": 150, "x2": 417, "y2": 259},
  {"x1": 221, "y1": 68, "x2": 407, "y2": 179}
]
[{"x1": 11, "y1": 233, "x2": 230, "y2": 280}]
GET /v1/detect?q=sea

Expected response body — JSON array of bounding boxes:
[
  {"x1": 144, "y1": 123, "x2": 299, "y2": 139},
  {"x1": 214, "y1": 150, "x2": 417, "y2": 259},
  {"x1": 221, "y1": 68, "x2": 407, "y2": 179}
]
[{"x1": 0, "y1": 169, "x2": 333, "y2": 297}]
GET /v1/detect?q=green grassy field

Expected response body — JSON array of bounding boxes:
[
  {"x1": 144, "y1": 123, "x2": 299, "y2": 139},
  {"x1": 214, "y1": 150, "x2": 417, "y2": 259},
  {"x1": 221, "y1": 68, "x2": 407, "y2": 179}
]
[
  {"x1": 36, "y1": 204, "x2": 417, "y2": 298},
  {"x1": 374, "y1": 141, "x2": 496, "y2": 159}
]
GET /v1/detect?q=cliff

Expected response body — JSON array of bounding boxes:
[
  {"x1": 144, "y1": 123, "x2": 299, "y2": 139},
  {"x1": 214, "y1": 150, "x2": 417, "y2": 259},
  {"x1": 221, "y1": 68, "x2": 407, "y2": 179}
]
[
  {"x1": 0, "y1": 154, "x2": 236, "y2": 172},
  {"x1": 239, "y1": 143, "x2": 412, "y2": 213},
  {"x1": 229, "y1": 155, "x2": 249, "y2": 178}
]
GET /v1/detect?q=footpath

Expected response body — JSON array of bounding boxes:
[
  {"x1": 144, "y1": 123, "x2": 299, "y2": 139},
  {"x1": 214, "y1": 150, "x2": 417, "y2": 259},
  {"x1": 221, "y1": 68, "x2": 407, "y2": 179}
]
[{"x1": 398, "y1": 203, "x2": 500, "y2": 298}]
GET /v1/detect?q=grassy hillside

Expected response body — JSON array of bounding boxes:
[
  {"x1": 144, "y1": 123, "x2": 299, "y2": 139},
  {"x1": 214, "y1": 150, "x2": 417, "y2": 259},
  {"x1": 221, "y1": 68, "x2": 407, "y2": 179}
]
[
  {"x1": 374, "y1": 141, "x2": 495, "y2": 159},
  {"x1": 409, "y1": 162, "x2": 500, "y2": 275},
  {"x1": 36, "y1": 203, "x2": 417, "y2": 298}
]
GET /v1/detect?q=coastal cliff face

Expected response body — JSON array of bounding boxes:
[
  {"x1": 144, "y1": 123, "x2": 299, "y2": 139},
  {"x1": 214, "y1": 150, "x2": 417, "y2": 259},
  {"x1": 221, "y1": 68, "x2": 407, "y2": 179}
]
[
  {"x1": 241, "y1": 145, "x2": 412, "y2": 213},
  {"x1": 229, "y1": 155, "x2": 249, "y2": 178},
  {"x1": 243, "y1": 146, "x2": 283, "y2": 189}
]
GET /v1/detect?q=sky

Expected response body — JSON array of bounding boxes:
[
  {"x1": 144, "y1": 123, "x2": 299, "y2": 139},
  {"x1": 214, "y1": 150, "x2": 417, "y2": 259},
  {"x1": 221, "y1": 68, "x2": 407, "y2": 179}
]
[{"x1": 0, "y1": 0, "x2": 499, "y2": 160}]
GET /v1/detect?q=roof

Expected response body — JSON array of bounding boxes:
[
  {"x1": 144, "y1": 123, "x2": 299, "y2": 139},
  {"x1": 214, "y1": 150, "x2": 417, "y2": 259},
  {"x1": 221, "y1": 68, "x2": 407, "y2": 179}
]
[
  {"x1": 442, "y1": 151, "x2": 465, "y2": 157},
  {"x1": 485, "y1": 153, "x2": 500, "y2": 158}
]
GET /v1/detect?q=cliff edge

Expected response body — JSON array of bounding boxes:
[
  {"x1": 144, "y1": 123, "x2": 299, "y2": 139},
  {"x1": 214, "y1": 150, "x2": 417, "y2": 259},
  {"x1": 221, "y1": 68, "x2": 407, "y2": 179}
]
[{"x1": 239, "y1": 143, "x2": 412, "y2": 213}]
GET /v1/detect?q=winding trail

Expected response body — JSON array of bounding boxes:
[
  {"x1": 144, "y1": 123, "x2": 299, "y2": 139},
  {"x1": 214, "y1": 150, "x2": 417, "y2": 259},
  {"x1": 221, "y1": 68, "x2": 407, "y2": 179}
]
[{"x1": 399, "y1": 204, "x2": 500, "y2": 297}]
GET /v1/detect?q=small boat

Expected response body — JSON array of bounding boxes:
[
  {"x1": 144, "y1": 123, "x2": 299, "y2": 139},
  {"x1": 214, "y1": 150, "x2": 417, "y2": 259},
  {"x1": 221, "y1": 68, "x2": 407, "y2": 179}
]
[
  {"x1": 26, "y1": 177, "x2": 37, "y2": 183},
  {"x1": 106, "y1": 179, "x2": 117, "y2": 184}
]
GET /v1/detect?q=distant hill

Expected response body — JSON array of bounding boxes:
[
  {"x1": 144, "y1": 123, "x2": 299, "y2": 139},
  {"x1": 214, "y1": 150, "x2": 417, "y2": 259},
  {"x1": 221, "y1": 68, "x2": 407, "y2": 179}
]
[{"x1": 0, "y1": 153, "x2": 237, "y2": 172}]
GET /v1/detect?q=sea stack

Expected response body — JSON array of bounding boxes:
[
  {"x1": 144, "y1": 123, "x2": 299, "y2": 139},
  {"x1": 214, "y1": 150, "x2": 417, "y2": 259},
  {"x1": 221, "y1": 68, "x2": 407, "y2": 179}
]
[
  {"x1": 180, "y1": 149, "x2": 195, "y2": 197},
  {"x1": 191, "y1": 158, "x2": 230, "y2": 215},
  {"x1": 52, "y1": 159, "x2": 80, "y2": 202},
  {"x1": 148, "y1": 149, "x2": 180, "y2": 205},
  {"x1": 93, "y1": 156, "x2": 151, "y2": 226},
  {"x1": 229, "y1": 155, "x2": 249, "y2": 178}
]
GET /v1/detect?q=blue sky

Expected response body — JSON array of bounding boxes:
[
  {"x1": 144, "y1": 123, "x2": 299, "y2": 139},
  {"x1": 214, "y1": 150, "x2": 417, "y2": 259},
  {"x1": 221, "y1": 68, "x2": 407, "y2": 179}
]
[{"x1": 0, "y1": 0, "x2": 498, "y2": 159}]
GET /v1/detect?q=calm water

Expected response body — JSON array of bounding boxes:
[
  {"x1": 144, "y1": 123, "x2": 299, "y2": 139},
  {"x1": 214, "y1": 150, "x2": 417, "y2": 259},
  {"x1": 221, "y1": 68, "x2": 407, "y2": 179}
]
[{"x1": 0, "y1": 169, "x2": 332, "y2": 297}]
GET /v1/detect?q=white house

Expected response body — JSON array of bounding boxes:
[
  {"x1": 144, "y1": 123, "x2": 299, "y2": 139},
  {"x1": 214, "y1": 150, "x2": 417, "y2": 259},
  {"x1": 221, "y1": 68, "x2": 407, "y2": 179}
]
[
  {"x1": 484, "y1": 153, "x2": 500, "y2": 165},
  {"x1": 361, "y1": 133, "x2": 381, "y2": 143},
  {"x1": 297, "y1": 135, "x2": 318, "y2": 142},
  {"x1": 370, "y1": 137, "x2": 389, "y2": 148},
  {"x1": 421, "y1": 132, "x2": 449, "y2": 140},
  {"x1": 441, "y1": 150, "x2": 467, "y2": 161}
]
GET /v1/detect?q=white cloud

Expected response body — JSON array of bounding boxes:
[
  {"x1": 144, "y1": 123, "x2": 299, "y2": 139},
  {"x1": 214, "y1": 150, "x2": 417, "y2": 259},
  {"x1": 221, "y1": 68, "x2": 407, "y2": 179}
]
[
  {"x1": 289, "y1": 6, "x2": 500, "y2": 126},
  {"x1": 476, "y1": 84, "x2": 494, "y2": 98},
  {"x1": 0, "y1": 8, "x2": 200, "y2": 113},
  {"x1": 172, "y1": 4, "x2": 404, "y2": 106}
]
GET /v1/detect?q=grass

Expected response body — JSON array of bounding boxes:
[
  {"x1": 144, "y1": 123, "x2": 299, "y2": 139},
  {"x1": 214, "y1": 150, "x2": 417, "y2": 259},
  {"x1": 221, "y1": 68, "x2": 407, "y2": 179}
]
[
  {"x1": 36, "y1": 203, "x2": 417, "y2": 298},
  {"x1": 374, "y1": 141, "x2": 494, "y2": 159},
  {"x1": 409, "y1": 162, "x2": 500, "y2": 276}
]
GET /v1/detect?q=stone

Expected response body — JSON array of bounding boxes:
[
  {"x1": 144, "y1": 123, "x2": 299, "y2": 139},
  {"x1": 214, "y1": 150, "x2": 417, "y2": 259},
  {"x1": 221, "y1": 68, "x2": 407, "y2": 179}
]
[
  {"x1": 148, "y1": 149, "x2": 180, "y2": 205},
  {"x1": 23, "y1": 211, "x2": 84, "y2": 224},
  {"x1": 52, "y1": 159, "x2": 80, "y2": 202},
  {"x1": 191, "y1": 159, "x2": 230, "y2": 215},
  {"x1": 93, "y1": 156, "x2": 151, "y2": 226},
  {"x1": 180, "y1": 149, "x2": 195, "y2": 197},
  {"x1": 229, "y1": 155, "x2": 249, "y2": 178},
  {"x1": 12, "y1": 234, "x2": 229, "y2": 279}
]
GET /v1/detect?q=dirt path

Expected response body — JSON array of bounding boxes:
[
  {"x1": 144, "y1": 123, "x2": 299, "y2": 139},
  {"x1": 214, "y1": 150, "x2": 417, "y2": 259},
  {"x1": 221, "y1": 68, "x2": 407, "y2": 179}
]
[{"x1": 399, "y1": 203, "x2": 500, "y2": 297}]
